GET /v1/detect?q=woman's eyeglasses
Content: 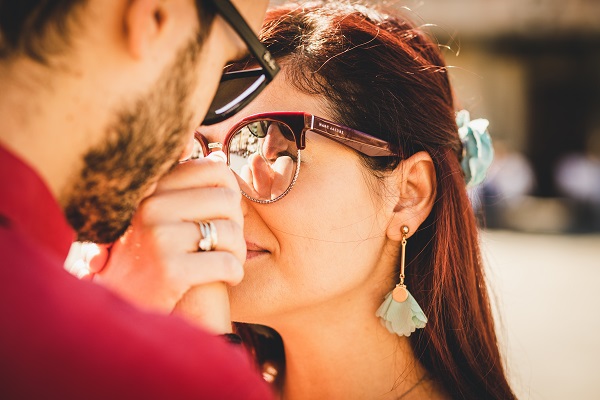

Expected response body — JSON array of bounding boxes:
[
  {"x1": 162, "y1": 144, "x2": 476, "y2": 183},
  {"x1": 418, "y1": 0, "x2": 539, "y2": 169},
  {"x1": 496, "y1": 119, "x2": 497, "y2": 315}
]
[
  {"x1": 193, "y1": 112, "x2": 396, "y2": 203},
  {"x1": 202, "y1": 0, "x2": 280, "y2": 125}
]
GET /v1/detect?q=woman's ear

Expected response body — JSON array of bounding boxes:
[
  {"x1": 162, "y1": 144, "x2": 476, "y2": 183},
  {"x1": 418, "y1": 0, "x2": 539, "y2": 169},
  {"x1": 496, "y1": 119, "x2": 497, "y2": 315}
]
[{"x1": 385, "y1": 151, "x2": 437, "y2": 241}]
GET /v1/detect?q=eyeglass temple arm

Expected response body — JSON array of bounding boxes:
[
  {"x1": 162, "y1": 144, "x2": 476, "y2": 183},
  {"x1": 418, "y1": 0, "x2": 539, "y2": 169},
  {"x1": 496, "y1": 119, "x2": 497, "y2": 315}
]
[
  {"x1": 207, "y1": 0, "x2": 280, "y2": 77},
  {"x1": 306, "y1": 115, "x2": 396, "y2": 157}
]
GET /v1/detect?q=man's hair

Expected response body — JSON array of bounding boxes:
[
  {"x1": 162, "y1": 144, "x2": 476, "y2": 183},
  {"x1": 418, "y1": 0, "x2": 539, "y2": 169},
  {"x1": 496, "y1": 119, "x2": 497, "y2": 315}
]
[{"x1": 0, "y1": 0, "x2": 215, "y2": 64}]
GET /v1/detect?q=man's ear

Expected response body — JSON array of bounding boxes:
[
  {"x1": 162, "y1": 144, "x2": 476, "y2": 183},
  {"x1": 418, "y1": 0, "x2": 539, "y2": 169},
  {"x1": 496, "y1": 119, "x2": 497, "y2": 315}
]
[
  {"x1": 385, "y1": 151, "x2": 437, "y2": 241},
  {"x1": 124, "y1": 0, "x2": 166, "y2": 59}
]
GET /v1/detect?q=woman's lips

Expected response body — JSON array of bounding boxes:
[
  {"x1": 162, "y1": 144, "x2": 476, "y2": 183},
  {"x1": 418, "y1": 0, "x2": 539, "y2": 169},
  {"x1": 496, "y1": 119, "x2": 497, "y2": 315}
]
[{"x1": 245, "y1": 241, "x2": 269, "y2": 260}]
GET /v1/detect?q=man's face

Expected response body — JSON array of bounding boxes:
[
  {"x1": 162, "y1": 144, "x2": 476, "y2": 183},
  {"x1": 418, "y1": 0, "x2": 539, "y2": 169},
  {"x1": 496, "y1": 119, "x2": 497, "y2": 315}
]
[
  {"x1": 64, "y1": 38, "x2": 200, "y2": 243},
  {"x1": 64, "y1": 0, "x2": 269, "y2": 244}
]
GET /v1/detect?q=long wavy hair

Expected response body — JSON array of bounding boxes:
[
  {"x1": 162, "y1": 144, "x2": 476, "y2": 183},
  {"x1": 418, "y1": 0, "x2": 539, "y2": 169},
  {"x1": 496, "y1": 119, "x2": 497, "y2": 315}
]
[{"x1": 236, "y1": 2, "x2": 516, "y2": 399}]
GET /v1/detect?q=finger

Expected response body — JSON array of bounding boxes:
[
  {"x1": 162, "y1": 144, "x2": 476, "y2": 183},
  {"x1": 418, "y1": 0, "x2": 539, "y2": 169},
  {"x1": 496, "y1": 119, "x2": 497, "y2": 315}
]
[
  {"x1": 249, "y1": 153, "x2": 274, "y2": 199},
  {"x1": 175, "y1": 251, "x2": 245, "y2": 286},
  {"x1": 197, "y1": 219, "x2": 246, "y2": 264},
  {"x1": 240, "y1": 164, "x2": 254, "y2": 190},
  {"x1": 88, "y1": 243, "x2": 111, "y2": 274},
  {"x1": 151, "y1": 220, "x2": 246, "y2": 264},
  {"x1": 65, "y1": 242, "x2": 109, "y2": 277},
  {"x1": 238, "y1": 165, "x2": 260, "y2": 199},
  {"x1": 156, "y1": 155, "x2": 238, "y2": 194},
  {"x1": 271, "y1": 156, "x2": 294, "y2": 198},
  {"x1": 172, "y1": 282, "x2": 232, "y2": 333},
  {"x1": 138, "y1": 186, "x2": 243, "y2": 227}
]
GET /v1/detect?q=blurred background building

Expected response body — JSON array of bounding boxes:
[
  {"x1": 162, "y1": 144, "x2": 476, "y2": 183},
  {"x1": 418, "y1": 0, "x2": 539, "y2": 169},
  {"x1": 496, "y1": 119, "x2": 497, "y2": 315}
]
[
  {"x1": 395, "y1": 0, "x2": 600, "y2": 233},
  {"x1": 271, "y1": 0, "x2": 600, "y2": 233}
]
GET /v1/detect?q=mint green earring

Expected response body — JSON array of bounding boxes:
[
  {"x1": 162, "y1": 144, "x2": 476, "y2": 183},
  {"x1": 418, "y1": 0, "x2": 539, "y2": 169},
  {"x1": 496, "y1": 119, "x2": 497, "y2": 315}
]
[{"x1": 376, "y1": 225, "x2": 427, "y2": 337}]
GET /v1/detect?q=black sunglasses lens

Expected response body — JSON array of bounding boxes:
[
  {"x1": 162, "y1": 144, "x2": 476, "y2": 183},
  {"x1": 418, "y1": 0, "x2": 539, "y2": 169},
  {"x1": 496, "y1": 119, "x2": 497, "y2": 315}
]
[{"x1": 202, "y1": 70, "x2": 268, "y2": 125}]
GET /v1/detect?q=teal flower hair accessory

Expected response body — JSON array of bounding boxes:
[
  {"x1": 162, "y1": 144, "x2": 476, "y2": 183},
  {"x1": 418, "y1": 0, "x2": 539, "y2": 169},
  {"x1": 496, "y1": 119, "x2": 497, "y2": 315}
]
[{"x1": 456, "y1": 110, "x2": 494, "y2": 187}]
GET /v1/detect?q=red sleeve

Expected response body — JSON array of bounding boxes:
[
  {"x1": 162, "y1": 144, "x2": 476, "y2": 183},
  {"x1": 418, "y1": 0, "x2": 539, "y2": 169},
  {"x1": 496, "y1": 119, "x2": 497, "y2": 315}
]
[{"x1": 0, "y1": 228, "x2": 275, "y2": 400}]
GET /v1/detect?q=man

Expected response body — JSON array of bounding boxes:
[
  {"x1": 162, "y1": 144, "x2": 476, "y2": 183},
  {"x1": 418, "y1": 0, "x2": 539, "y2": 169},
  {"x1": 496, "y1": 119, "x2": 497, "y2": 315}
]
[{"x1": 0, "y1": 0, "x2": 276, "y2": 398}]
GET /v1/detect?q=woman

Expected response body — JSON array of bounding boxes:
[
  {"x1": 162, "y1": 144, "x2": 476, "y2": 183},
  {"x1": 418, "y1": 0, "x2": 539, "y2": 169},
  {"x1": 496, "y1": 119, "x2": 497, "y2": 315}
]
[{"x1": 87, "y1": 2, "x2": 515, "y2": 399}]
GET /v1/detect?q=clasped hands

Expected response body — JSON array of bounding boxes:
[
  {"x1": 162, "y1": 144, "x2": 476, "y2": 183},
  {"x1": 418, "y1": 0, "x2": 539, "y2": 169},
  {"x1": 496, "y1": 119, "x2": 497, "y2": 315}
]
[{"x1": 70, "y1": 152, "x2": 246, "y2": 333}]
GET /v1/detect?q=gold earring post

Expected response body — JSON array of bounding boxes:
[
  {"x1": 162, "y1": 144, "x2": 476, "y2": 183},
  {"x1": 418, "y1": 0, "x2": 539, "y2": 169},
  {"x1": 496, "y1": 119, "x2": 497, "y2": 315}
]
[{"x1": 392, "y1": 225, "x2": 410, "y2": 303}]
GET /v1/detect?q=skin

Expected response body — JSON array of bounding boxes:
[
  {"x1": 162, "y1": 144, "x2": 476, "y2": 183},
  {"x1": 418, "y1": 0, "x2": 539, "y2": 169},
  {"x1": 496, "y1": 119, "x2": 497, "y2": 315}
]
[
  {"x1": 0, "y1": 0, "x2": 269, "y2": 321},
  {"x1": 217, "y1": 71, "x2": 439, "y2": 399},
  {"x1": 135, "y1": 68, "x2": 445, "y2": 398}
]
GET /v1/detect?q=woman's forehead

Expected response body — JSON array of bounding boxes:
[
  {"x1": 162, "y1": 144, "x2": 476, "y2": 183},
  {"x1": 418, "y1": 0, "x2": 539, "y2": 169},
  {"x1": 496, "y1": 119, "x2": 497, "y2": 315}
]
[{"x1": 244, "y1": 67, "x2": 335, "y2": 116}]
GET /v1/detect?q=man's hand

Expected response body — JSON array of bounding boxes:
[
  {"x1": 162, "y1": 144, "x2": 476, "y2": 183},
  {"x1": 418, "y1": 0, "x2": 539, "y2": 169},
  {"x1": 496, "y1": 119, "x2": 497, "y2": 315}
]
[{"x1": 85, "y1": 152, "x2": 245, "y2": 332}]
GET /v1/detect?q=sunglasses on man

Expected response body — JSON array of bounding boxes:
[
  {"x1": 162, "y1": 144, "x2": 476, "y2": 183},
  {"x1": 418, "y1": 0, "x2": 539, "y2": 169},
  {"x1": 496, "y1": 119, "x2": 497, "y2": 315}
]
[
  {"x1": 202, "y1": 0, "x2": 280, "y2": 125},
  {"x1": 193, "y1": 112, "x2": 396, "y2": 203}
]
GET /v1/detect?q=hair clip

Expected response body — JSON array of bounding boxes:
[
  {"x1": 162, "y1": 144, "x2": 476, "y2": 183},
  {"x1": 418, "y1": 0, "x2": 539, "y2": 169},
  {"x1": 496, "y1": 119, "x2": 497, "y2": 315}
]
[{"x1": 456, "y1": 110, "x2": 494, "y2": 188}]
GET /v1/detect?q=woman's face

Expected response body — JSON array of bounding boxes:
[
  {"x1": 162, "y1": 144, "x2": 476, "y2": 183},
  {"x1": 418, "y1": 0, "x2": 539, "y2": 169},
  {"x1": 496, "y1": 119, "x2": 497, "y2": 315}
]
[{"x1": 198, "y1": 71, "x2": 399, "y2": 325}]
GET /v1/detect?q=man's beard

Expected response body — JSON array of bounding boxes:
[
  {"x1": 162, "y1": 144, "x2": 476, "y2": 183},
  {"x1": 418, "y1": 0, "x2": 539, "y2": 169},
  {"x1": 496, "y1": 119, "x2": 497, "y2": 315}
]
[{"x1": 64, "y1": 39, "x2": 202, "y2": 243}]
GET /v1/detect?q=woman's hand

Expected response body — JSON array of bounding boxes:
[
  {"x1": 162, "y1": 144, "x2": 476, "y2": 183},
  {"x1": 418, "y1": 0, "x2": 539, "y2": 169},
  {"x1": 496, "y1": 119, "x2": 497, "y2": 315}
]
[{"x1": 88, "y1": 152, "x2": 246, "y2": 333}]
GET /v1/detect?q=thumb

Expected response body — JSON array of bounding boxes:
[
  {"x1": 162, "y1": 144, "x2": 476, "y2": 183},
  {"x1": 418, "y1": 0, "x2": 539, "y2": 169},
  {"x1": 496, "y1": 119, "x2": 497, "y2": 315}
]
[{"x1": 87, "y1": 243, "x2": 112, "y2": 274}]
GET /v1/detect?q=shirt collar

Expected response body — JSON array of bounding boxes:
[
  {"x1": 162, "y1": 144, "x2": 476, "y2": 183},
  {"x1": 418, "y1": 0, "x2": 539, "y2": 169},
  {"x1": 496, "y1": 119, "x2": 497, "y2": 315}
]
[{"x1": 0, "y1": 144, "x2": 75, "y2": 260}]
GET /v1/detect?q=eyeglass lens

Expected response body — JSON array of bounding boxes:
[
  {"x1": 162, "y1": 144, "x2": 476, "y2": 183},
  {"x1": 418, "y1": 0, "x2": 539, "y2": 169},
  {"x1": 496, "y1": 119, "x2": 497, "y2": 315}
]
[
  {"x1": 196, "y1": 120, "x2": 300, "y2": 202},
  {"x1": 231, "y1": 120, "x2": 300, "y2": 202}
]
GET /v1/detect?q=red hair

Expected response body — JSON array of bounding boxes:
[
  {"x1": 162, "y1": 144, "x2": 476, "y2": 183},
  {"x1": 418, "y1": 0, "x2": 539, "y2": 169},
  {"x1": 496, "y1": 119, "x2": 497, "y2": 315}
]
[{"x1": 237, "y1": 2, "x2": 516, "y2": 398}]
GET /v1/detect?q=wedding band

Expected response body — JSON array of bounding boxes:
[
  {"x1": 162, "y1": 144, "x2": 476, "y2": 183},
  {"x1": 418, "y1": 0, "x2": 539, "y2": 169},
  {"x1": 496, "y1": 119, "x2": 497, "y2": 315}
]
[
  {"x1": 208, "y1": 221, "x2": 218, "y2": 249},
  {"x1": 196, "y1": 220, "x2": 218, "y2": 252}
]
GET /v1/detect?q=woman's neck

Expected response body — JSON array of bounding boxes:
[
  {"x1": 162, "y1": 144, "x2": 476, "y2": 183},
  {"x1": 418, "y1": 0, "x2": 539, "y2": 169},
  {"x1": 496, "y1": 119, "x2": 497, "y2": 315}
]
[{"x1": 268, "y1": 291, "x2": 432, "y2": 400}]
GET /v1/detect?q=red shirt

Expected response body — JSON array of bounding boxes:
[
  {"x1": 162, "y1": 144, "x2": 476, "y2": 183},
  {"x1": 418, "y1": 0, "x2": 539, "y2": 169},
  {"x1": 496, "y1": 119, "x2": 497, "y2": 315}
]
[{"x1": 0, "y1": 145, "x2": 273, "y2": 399}]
